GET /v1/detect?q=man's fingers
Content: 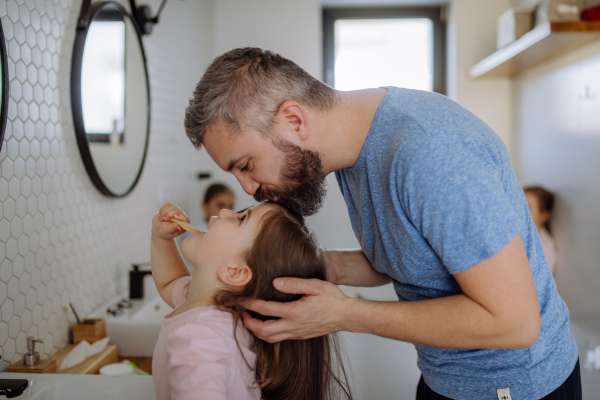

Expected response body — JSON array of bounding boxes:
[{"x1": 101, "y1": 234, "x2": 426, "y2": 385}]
[
  {"x1": 243, "y1": 299, "x2": 291, "y2": 318},
  {"x1": 242, "y1": 313, "x2": 290, "y2": 343},
  {"x1": 272, "y1": 277, "x2": 324, "y2": 295}
]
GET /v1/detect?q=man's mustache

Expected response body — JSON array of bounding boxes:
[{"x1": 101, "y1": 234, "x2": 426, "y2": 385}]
[{"x1": 254, "y1": 185, "x2": 280, "y2": 203}]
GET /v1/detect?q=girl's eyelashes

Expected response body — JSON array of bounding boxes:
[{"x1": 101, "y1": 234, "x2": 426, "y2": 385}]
[{"x1": 238, "y1": 213, "x2": 247, "y2": 222}]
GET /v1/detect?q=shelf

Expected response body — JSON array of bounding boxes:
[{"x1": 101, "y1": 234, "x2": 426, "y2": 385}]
[{"x1": 469, "y1": 21, "x2": 600, "y2": 79}]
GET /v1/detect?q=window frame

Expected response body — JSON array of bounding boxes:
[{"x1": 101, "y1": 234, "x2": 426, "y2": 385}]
[{"x1": 323, "y1": 6, "x2": 447, "y2": 95}]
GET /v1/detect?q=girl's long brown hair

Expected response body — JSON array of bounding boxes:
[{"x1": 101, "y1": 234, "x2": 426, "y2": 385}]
[{"x1": 213, "y1": 207, "x2": 352, "y2": 400}]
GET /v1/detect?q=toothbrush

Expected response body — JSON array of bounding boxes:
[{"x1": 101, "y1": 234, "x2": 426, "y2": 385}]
[
  {"x1": 67, "y1": 303, "x2": 81, "y2": 325},
  {"x1": 170, "y1": 218, "x2": 199, "y2": 232}
]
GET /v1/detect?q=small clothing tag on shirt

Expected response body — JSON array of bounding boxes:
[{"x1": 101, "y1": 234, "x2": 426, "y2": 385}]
[{"x1": 497, "y1": 388, "x2": 512, "y2": 400}]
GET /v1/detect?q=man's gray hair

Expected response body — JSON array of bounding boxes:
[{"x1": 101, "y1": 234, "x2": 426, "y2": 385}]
[{"x1": 184, "y1": 47, "x2": 338, "y2": 149}]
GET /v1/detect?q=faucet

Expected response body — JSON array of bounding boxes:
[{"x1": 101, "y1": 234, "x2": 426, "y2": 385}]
[{"x1": 129, "y1": 262, "x2": 152, "y2": 299}]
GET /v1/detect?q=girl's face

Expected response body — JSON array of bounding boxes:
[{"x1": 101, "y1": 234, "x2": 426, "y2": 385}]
[
  {"x1": 525, "y1": 192, "x2": 549, "y2": 230},
  {"x1": 182, "y1": 203, "x2": 277, "y2": 271},
  {"x1": 202, "y1": 192, "x2": 235, "y2": 223}
]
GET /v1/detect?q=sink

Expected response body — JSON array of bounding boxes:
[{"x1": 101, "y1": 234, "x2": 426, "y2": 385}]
[
  {"x1": 0, "y1": 372, "x2": 155, "y2": 400},
  {"x1": 131, "y1": 298, "x2": 172, "y2": 324},
  {"x1": 89, "y1": 294, "x2": 171, "y2": 357}
]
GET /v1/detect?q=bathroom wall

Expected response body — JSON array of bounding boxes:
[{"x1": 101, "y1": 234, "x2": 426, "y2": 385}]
[
  {"x1": 447, "y1": 0, "x2": 513, "y2": 150},
  {"x1": 0, "y1": 0, "x2": 217, "y2": 370}
]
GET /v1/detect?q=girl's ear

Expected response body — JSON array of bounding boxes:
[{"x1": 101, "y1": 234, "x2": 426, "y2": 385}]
[{"x1": 217, "y1": 264, "x2": 253, "y2": 287}]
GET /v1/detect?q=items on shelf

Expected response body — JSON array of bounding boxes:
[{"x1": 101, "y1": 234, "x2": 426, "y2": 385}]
[
  {"x1": 535, "y1": 0, "x2": 585, "y2": 26},
  {"x1": 581, "y1": 5, "x2": 600, "y2": 21},
  {"x1": 497, "y1": 7, "x2": 535, "y2": 49}
]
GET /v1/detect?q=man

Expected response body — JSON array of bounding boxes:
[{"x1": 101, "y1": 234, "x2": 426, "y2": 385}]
[{"x1": 184, "y1": 48, "x2": 580, "y2": 400}]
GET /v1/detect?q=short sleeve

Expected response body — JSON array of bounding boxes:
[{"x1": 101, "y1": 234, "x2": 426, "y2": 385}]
[
  {"x1": 167, "y1": 323, "x2": 231, "y2": 400},
  {"x1": 402, "y1": 132, "x2": 520, "y2": 274},
  {"x1": 171, "y1": 277, "x2": 192, "y2": 308}
]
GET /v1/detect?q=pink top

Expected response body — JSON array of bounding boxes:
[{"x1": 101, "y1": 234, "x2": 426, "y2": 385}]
[{"x1": 152, "y1": 277, "x2": 260, "y2": 400}]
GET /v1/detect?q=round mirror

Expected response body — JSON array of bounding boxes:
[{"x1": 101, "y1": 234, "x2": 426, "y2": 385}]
[
  {"x1": 0, "y1": 17, "x2": 9, "y2": 151},
  {"x1": 71, "y1": 2, "x2": 150, "y2": 197}
]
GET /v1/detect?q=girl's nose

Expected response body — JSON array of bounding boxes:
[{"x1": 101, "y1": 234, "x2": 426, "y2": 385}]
[
  {"x1": 218, "y1": 209, "x2": 238, "y2": 219},
  {"x1": 207, "y1": 209, "x2": 237, "y2": 229}
]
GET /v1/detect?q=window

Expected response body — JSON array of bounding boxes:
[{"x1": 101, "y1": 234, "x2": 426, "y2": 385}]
[
  {"x1": 323, "y1": 7, "x2": 446, "y2": 94},
  {"x1": 81, "y1": 8, "x2": 126, "y2": 143}
]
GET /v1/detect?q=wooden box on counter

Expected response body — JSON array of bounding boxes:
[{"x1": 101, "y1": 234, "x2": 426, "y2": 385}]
[
  {"x1": 7, "y1": 345, "x2": 118, "y2": 375},
  {"x1": 72, "y1": 319, "x2": 106, "y2": 345},
  {"x1": 7, "y1": 358, "x2": 57, "y2": 374}
]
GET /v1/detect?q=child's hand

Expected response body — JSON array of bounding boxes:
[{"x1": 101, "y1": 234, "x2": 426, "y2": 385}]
[{"x1": 152, "y1": 203, "x2": 190, "y2": 240}]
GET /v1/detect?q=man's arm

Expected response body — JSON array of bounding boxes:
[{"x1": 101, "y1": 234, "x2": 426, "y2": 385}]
[
  {"x1": 151, "y1": 204, "x2": 191, "y2": 308},
  {"x1": 243, "y1": 235, "x2": 541, "y2": 349},
  {"x1": 326, "y1": 249, "x2": 392, "y2": 287}
]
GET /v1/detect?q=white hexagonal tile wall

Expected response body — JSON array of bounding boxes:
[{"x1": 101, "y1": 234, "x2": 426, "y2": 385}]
[{"x1": 1, "y1": 0, "x2": 210, "y2": 372}]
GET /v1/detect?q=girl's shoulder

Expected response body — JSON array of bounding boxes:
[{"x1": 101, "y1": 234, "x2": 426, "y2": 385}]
[
  {"x1": 168, "y1": 308, "x2": 255, "y2": 362},
  {"x1": 171, "y1": 307, "x2": 244, "y2": 337}
]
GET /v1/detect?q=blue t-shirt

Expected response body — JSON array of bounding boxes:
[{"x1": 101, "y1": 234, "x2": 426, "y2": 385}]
[{"x1": 335, "y1": 87, "x2": 578, "y2": 400}]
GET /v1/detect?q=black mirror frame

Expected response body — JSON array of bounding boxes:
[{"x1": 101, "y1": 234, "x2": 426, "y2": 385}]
[
  {"x1": 0, "y1": 17, "x2": 10, "y2": 152},
  {"x1": 71, "y1": 1, "x2": 151, "y2": 197}
]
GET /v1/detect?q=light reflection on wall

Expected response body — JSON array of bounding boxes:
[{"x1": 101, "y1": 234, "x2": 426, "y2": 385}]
[
  {"x1": 334, "y1": 18, "x2": 433, "y2": 91},
  {"x1": 81, "y1": 21, "x2": 125, "y2": 134}
]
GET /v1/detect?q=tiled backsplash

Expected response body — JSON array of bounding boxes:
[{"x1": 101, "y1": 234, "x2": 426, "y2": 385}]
[{"x1": 0, "y1": 0, "x2": 215, "y2": 370}]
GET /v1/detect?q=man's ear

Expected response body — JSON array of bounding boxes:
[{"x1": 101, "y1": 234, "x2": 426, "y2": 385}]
[
  {"x1": 278, "y1": 101, "x2": 309, "y2": 141},
  {"x1": 217, "y1": 264, "x2": 253, "y2": 287}
]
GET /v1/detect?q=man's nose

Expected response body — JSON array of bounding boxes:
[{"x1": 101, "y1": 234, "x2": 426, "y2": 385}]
[{"x1": 236, "y1": 174, "x2": 260, "y2": 196}]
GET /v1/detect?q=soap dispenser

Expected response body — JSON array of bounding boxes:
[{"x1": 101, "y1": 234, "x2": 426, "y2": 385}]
[
  {"x1": 24, "y1": 337, "x2": 44, "y2": 366},
  {"x1": 7, "y1": 337, "x2": 57, "y2": 373}
]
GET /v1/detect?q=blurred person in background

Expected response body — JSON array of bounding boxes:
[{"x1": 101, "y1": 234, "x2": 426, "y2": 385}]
[
  {"x1": 524, "y1": 186, "x2": 557, "y2": 275},
  {"x1": 199, "y1": 183, "x2": 236, "y2": 231}
]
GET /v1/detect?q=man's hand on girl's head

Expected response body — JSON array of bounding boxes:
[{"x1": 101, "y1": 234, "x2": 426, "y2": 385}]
[{"x1": 242, "y1": 278, "x2": 352, "y2": 343}]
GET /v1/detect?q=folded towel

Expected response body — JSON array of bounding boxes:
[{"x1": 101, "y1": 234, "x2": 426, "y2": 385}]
[{"x1": 58, "y1": 337, "x2": 111, "y2": 370}]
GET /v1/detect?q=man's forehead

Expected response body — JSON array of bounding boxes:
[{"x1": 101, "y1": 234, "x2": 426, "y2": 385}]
[{"x1": 203, "y1": 123, "x2": 250, "y2": 170}]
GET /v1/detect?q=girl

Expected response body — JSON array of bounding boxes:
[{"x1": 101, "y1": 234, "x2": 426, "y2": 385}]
[
  {"x1": 150, "y1": 202, "x2": 351, "y2": 400},
  {"x1": 524, "y1": 186, "x2": 557, "y2": 274}
]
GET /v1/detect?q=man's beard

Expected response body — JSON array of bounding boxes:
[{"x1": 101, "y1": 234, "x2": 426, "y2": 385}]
[{"x1": 253, "y1": 137, "x2": 327, "y2": 217}]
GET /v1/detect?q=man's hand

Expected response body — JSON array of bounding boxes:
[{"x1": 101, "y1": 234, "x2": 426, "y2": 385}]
[
  {"x1": 242, "y1": 278, "x2": 352, "y2": 343},
  {"x1": 152, "y1": 203, "x2": 189, "y2": 240}
]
